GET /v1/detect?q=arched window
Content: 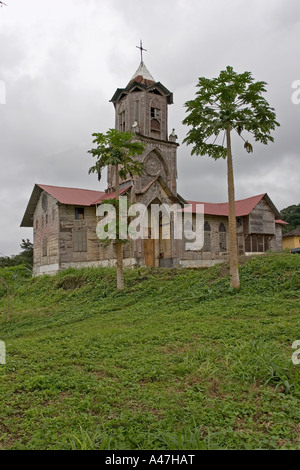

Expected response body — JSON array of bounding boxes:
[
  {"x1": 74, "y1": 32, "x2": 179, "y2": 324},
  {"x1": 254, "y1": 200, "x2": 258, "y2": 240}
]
[
  {"x1": 203, "y1": 221, "x2": 211, "y2": 251},
  {"x1": 150, "y1": 106, "x2": 161, "y2": 132},
  {"x1": 119, "y1": 111, "x2": 125, "y2": 132},
  {"x1": 219, "y1": 223, "x2": 227, "y2": 252},
  {"x1": 204, "y1": 221, "x2": 211, "y2": 232}
]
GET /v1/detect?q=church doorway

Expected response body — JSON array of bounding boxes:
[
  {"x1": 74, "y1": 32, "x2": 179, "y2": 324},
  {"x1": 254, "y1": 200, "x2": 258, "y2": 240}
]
[
  {"x1": 142, "y1": 201, "x2": 163, "y2": 268},
  {"x1": 143, "y1": 228, "x2": 155, "y2": 267},
  {"x1": 142, "y1": 200, "x2": 173, "y2": 267}
]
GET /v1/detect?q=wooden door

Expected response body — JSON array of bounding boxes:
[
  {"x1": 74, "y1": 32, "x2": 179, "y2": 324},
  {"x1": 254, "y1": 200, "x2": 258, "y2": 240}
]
[{"x1": 144, "y1": 238, "x2": 155, "y2": 267}]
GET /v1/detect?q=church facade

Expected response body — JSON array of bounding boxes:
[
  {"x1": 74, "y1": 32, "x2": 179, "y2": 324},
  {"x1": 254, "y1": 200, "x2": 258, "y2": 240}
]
[{"x1": 21, "y1": 59, "x2": 285, "y2": 276}]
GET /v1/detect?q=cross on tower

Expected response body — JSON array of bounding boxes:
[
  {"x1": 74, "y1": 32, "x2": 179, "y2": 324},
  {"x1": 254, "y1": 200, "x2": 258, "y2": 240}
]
[{"x1": 136, "y1": 40, "x2": 147, "y2": 63}]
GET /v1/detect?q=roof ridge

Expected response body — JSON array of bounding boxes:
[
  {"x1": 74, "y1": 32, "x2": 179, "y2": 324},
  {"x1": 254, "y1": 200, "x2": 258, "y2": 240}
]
[
  {"x1": 37, "y1": 184, "x2": 105, "y2": 193},
  {"x1": 187, "y1": 193, "x2": 266, "y2": 205}
]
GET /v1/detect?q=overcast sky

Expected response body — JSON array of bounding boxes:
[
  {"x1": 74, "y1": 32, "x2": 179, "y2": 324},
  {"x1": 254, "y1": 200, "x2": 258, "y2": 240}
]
[{"x1": 0, "y1": 0, "x2": 299, "y2": 256}]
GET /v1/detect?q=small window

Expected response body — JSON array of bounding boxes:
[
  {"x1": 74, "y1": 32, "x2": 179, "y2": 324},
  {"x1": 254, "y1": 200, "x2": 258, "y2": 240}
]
[
  {"x1": 119, "y1": 111, "x2": 125, "y2": 132},
  {"x1": 75, "y1": 208, "x2": 85, "y2": 220},
  {"x1": 45, "y1": 214, "x2": 48, "y2": 225},
  {"x1": 151, "y1": 107, "x2": 160, "y2": 119},
  {"x1": 42, "y1": 238, "x2": 47, "y2": 257},
  {"x1": 203, "y1": 222, "x2": 211, "y2": 251},
  {"x1": 134, "y1": 101, "x2": 140, "y2": 122},
  {"x1": 35, "y1": 220, "x2": 39, "y2": 230},
  {"x1": 42, "y1": 193, "x2": 48, "y2": 211},
  {"x1": 73, "y1": 230, "x2": 87, "y2": 252},
  {"x1": 52, "y1": 209, "x2": 55, "y2": 222},
  {"x1": 219, "y1": 223, "x2": 227, "y2": 252}
]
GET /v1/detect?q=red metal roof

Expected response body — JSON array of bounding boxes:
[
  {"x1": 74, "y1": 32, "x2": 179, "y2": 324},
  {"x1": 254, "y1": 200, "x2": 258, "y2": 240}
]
[
  {"x1": 22, "y1": 185, "x2": 285, "y2": 229},
  {"x1": 184, "y1": 194, "x2": 267, "y2": 217},
  {"x1": 37, "y1": 184, "x2": 105, "y2": 207},
  {"x1": 38, "y1": 184, "x2": 131, "y2": 206},
  {"x1": 92, "y1": 186, "x2": 131, "y2": 204},
  {"x1": 275, "y1": 220, "x2": 288, "y2": 225},
  {"x1": 21, "y1": 184, "x2": 133, "y2": 227}
]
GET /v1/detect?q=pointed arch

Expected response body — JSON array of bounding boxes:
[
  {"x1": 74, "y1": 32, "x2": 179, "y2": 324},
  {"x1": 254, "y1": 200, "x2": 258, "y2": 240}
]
[
  {"x1": 149, "y1": 97, "x2": 161, "y2": 133},
  {"x1": 219, "y1": 222, "x2": 227, "y2": 252},
  {"x1": 204, "y1": 221, "x2": 211, "y2": 232},
  {"x1": 203, "y1": 221, "x2": 211, "y2": 251}
]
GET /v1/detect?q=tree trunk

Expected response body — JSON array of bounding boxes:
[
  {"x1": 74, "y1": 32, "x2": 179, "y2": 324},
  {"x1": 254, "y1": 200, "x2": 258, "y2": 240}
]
[
  {"x1": 226, "y1": 123, "x2": 240, "y2": 290},
  {"x1": 115, "y1": 164, "x2": 125, "y2": 291},
  {"x1": 116, "y1": 241, "x2": 124, "y2": 290}
]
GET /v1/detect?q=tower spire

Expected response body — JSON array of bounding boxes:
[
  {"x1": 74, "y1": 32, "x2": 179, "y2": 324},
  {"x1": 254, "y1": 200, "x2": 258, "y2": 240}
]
[
  {"x1": 136, "y1": 39, "x2": 147, "y2": 64},
  {"x1": 130, "y1": 40, "x2": 155, "y2": 84}
]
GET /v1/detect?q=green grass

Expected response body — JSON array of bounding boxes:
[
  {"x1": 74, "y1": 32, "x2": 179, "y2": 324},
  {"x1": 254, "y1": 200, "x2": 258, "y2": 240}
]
[{"x1": 0, "y1": 253, "x2": 299, "y2": 450}]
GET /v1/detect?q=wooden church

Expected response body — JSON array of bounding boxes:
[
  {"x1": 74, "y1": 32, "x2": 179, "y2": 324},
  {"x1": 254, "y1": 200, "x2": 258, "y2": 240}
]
[{"x1": 21, "y1": 54, "x2": 286, "y2": 276}]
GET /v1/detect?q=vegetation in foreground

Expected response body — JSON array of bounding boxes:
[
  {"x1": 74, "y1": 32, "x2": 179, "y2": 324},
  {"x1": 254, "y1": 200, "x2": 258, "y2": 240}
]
[{"x1": 0, "y1": 253, "x2": 299, "y2": 450}]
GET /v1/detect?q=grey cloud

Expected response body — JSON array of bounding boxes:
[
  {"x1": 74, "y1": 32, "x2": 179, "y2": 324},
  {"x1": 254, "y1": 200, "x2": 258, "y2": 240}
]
[{"x1": 0, "y1": 0, "x2": 299, "y2": 255}]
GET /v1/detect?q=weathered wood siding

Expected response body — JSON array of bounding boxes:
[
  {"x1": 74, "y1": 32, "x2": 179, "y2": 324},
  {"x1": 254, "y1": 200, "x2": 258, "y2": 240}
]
[
  {"x1": 33, "y1": 192, "x2": 59, "y2": 275},
  {"x1": 179, "y1": 215, "x2": 229, "y2": 265},
  {"x1": 59, "y1": 205, "x2": 102, "y2": 268},
  {"x1": 249, "y1": 200, "x2": 275, "y2": 235}
]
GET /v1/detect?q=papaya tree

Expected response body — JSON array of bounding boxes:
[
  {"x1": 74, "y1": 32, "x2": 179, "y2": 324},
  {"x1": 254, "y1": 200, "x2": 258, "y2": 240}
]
[
  {"x1": 183, "y1": 66, "x2": 279, "y2": 289},
  {"x1": 88, "y1": 129, "x2": 145, "y2": 290}
]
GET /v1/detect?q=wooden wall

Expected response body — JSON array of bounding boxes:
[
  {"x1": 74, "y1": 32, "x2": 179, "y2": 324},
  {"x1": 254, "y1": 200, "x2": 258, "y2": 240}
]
[{"x1": 33, "y1": 192, "x2": 60, "y2": 275}]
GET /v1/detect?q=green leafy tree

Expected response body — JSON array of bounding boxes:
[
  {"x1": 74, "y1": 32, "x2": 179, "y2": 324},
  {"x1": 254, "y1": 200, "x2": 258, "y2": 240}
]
[
  {"x1": 88, "y1": 129, "x2": 145, "y2": 290},
  {"x1": 0, "y1": 239, "x2": 33, "y2": 269},
  {"x1": 183, "y1": 66, "x2": 279, "y2": 289},
  {"x1": 280, "y1": 204, "x2": 300, "y2": 233}
]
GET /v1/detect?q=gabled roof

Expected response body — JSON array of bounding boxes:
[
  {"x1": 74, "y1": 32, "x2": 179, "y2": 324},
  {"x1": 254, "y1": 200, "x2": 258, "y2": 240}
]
[
  {"x1": 92, "y1": 185, "x2": 131, "y2": 204},
  {"x1": 135, "y1": 175, "x2": 185, "y2": 205},
  {"x1": 21, "y1": 185, "x2": 285, "y2": 229},
  {"x1": 183, "y1": 194, "x2": 282, "y2": 219},
  {"x1": 20, "y1": 184, "x2": 131, "y2": 227},
  {"x1": 38, "y1": 184, "x2": 105, "y2": 206}
]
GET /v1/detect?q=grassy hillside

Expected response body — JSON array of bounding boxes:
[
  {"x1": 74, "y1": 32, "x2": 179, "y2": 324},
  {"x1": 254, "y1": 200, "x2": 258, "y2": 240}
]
[{"x1": 0, "y1": 253, "x2": 299, "y2": 450}]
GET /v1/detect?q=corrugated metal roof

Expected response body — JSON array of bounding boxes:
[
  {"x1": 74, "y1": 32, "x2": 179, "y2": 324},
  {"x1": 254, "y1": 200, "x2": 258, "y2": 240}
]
[
  {"x1": 92, "y1": 185, "x2": 131, "y2": 204},
  {"x1": 21, "y1": 185, "x2": 285, "y2": 229},
  {"x1": 276, "y1": 220, "x2": 288, "y2": 225},
  {"x1": 20, "y1": 184, "x2": 132, "y2": 227},
  {"x1": 183, "y1": 194, "x2": 274, "y2": 217},
  {"x1": 38, "y1": 184, "x2": 105, "y2": 206}
]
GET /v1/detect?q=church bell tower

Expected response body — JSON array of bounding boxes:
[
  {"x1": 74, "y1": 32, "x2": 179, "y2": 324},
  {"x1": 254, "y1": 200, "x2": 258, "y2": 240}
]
[{"x1": 108, "y1": 42, "x2": 179, "y2": 199}]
